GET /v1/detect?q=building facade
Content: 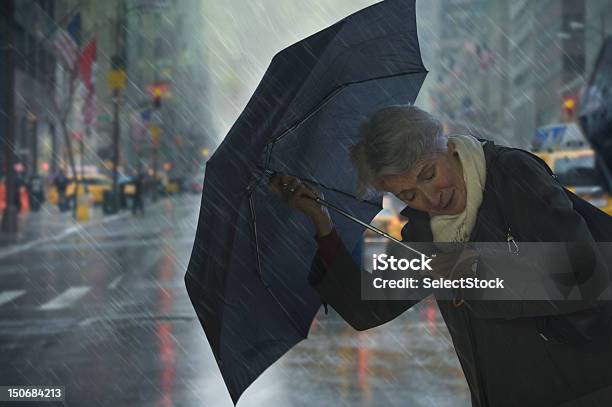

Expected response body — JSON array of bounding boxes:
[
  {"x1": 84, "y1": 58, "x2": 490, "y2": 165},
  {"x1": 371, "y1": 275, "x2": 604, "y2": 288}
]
[
  {"x1": 433, "y1": 0, "x2": 588, "y2": 148},
  {"x1": 11, "y1": 0, "x2": 57, "y2": 176},
  {"x1": 433, "y1": 0, "x2": 511, "y2": 144},
  {"x1": 123, "y1": 0, "x2": 210, "y2": 177},
  {"x1": 584, "y1": 0, "x2": 612, "y2": 75}
]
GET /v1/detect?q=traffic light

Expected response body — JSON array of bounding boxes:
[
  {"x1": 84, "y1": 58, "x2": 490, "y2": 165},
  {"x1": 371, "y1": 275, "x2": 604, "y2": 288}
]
[
  {"x1": 153, "y1": 87, "x2": 162, "y2": 109},
  {"x1": 148, "y1": 82, "x2": 169, "y2": 109},
  {"x1": 562, "y1": 96, "x2": 576, "y2": 121}
]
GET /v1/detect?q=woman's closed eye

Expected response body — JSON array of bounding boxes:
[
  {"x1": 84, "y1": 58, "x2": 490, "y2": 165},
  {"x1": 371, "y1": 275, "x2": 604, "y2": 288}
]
[{"x1": 423, "y1": 166, "x2": 436, "y2": 181}]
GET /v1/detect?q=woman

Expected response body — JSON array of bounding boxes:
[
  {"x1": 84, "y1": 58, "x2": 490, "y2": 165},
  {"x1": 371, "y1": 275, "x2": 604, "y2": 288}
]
[{"x1": 269, "y1": 105, "x2": 612, "y2": 406}]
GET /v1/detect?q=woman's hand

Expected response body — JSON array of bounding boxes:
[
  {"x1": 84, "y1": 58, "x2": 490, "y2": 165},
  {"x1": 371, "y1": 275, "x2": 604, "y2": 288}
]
[
  {"x1": 429, "y1": 247, "x2": 479, "y2": 280},
  {"x1": 268, "y1": 173, "x2": 333, "y2": 236}
]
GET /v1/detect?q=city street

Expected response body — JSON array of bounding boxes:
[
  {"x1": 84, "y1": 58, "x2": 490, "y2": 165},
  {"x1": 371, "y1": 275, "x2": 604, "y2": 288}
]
[
  {"x1": 0, "y1": 196, "x2": 470, "y2": 407},
  {"x1": 2, "y1": 0, "x2": 612, "y2": 405}
]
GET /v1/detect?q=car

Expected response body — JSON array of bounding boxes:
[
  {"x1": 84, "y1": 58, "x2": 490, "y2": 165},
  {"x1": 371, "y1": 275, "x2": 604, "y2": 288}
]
[
  {"x1": 535, "y1": 148, "x2": 612, "y2": 215},
  {"x1": 123, "y1": 183, "x2": 135, "y2": 196},
  {"x1": 65, "y1": 173, "x2": 112, "y2": 204},
  {"x1": 166, "y1": 178, "x2": 180, "y2": 194},
  {"x1": 118, "y1": 175, "x2": 135, "y2": 197},
  {"x1": 364, "y1": 207, "x2": 408, "y2": 240},
  {"x1": 187, "y1": 173, "x2": 204, "y2": 194},
  {"x1": 166, "y1": 176, "x2": 188, "y2": 194}
]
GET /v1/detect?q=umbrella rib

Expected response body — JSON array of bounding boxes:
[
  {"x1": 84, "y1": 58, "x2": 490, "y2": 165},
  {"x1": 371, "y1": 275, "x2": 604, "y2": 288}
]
[
  {"x1": 248, "y1": 192, "x2": 309, "y2": 337},
  {"x1": 302, "y1": 178, "x2": 380, "y2": 207},
  {"x1": 268, "y1": 69, "x2": 427, "y2": 145},
  {"x1": 254, "y1": 164, "x2": 380, "y2": 208},
  {"x1": 248, "y1": 193, "x2": 265, "y2": 282}
]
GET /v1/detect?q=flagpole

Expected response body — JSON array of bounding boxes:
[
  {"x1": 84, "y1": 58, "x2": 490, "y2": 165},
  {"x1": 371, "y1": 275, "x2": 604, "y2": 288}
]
[
  {"x1": 110, "y1": 1, "x2": 126, "y2": 213},
  {"x1": 80, "y1": 135, "x2": 85, "y2": 180}
]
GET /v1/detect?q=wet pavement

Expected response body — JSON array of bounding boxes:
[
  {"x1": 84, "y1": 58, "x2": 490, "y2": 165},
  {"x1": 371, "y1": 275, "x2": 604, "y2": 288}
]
[{"x1": 0, "y1": 195, "x2": 470, "y2": 406}]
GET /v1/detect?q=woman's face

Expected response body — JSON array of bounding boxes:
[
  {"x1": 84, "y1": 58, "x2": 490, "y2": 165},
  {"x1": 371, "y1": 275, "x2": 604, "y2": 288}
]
[{"x1": 376, "y1": 142, "x2": 467, "y2": 216}]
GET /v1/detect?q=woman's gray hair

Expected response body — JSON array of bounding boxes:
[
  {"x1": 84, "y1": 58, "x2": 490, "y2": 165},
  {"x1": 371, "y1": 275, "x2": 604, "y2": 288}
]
[{"x1": 349, "y1": 105, "x2": 447, "y2": 198}]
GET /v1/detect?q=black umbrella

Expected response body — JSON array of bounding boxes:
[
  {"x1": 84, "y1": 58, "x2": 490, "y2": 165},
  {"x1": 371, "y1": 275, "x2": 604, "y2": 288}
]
[
  {"x1": 579, "y1": 35, "x2": 612, "y2": 170},
  {"x1": 185, "y1": 0, "x2": 427, "y2": 403}
]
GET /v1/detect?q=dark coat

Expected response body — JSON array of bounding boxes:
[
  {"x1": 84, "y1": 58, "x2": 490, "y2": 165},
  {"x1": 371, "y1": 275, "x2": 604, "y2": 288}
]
[{"x1": 309, "y1": 139, "x2": 612, "y2": 407}]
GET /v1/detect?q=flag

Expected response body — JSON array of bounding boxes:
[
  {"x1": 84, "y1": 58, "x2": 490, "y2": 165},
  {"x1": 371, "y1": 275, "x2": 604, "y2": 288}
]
[
  {"x1": 79, "y1": 38, "x2": 96, "y2": 89},
  {"x1": 140, "y1": 109, "x2": 152, "y2": 122},
  {"x1": 82, "y1": 86, "x2": 97, "y2": 128},
  {"x1": 51, "y1": 13, "x2": 81, "y2": 69},
  {"x1": 79, "y1": 37, "x2": 97, "y2": 129},
  {"x1": 130, "y1": 109, "x2": 152, "y2": 140}
]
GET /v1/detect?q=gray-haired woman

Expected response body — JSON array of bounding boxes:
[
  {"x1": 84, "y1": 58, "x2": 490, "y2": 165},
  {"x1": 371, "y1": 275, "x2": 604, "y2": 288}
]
[{"x1": 268, "y1": 105, "x2": 612, "y2": 406}]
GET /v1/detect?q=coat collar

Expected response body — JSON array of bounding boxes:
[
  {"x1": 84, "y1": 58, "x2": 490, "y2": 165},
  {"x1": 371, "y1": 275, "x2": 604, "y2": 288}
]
[{"x1": 399, "y1": 138, "x2": 500, "y2": 242}]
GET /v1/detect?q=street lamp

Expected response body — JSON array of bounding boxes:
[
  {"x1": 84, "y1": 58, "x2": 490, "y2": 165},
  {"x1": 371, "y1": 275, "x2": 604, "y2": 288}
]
[{"x1": 105, "y1": 3, "x2": 164, "y2": 213}]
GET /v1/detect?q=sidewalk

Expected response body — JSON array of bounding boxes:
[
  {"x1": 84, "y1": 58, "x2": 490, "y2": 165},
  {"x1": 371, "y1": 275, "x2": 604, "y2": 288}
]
[
  {"x1": 0, "y1": 203, "x2": 130, "y2": 259},
  {"x1": 0, "y1": 195, "x2": 196, "y2": 259}
]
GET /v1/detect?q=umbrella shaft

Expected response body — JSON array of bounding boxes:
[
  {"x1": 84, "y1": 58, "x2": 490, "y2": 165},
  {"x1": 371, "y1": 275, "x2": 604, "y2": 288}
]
[
  {"x1": 257, "y1": 166, "x2": 427, "y2": 258},
  {"x1": 306, "y1": 196, "x2": 428, "y2": 258}
]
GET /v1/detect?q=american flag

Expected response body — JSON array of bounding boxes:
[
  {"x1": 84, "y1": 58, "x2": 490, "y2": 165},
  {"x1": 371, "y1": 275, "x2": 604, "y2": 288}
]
[
  {"x1": 79, "y1": 38, "x2": 97, "y2": 127},
  {"x1": 51, "y1": 13, "x2": 81, "y2": 69},
  {"x1": 130, "y1": 110, "x2": 152, "y2": 140},
  {"x1": 82, "y1": 86, "x2": 97, "y2": 127},
  {"x1": 79, "y1": 38, "x2": 96, "y2": 89}
]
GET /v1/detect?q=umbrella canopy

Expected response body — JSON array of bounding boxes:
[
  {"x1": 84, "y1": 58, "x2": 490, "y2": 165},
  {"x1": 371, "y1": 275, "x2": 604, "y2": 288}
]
[
  {"x1": 579, "y1": 35, "x2": 612, "y2": 169},
  {"x1": 185, "y1": 0, "x2": 427, "y2": 403},
  {"x1": 118, "y1": 175, "x2": 134, "y2": 184}
]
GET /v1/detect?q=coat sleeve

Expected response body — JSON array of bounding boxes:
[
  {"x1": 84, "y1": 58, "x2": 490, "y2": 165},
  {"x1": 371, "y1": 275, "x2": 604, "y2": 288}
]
[
  {"x1": 308, "y1": 234, "x2": 429, "y2": 331},
  {"x1": 465, "y1": 149, "x2": 612, "y2": 319}
]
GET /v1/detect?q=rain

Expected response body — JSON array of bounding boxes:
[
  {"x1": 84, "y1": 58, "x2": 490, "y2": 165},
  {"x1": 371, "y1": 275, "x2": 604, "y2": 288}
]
[{"x1": 1, "y1": 0, "x2": 611, "y2": 406}]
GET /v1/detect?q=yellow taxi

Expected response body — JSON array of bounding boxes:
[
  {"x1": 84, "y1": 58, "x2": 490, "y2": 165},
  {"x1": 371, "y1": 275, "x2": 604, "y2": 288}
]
[
  {"x1": 365, "y1": 194, "x2": 410, "y2": 240},
  {"x1": 65, "y1": 174, "x2": 112, "y2": 204},
  {"x1": 164, "y1": 176, "x2": 185, "y2": 194},
  {"x1": 364, "y1": 207, "x2": 408, "y2": 240},
  {"x1": 534, "y1": 148, "x2": 612, "y2": 215},
  {"x1": 166, "y1": 178, "x2": 180, "y2": 194},
  {"x1": 124, "y1": 183, "x2": 135, "y2": 196}
]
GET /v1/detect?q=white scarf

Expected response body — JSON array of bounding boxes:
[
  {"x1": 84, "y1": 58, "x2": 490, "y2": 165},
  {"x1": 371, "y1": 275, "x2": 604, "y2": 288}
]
[{"x1": 430, "y1": 135, "x2": 487, "y2": 243}]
